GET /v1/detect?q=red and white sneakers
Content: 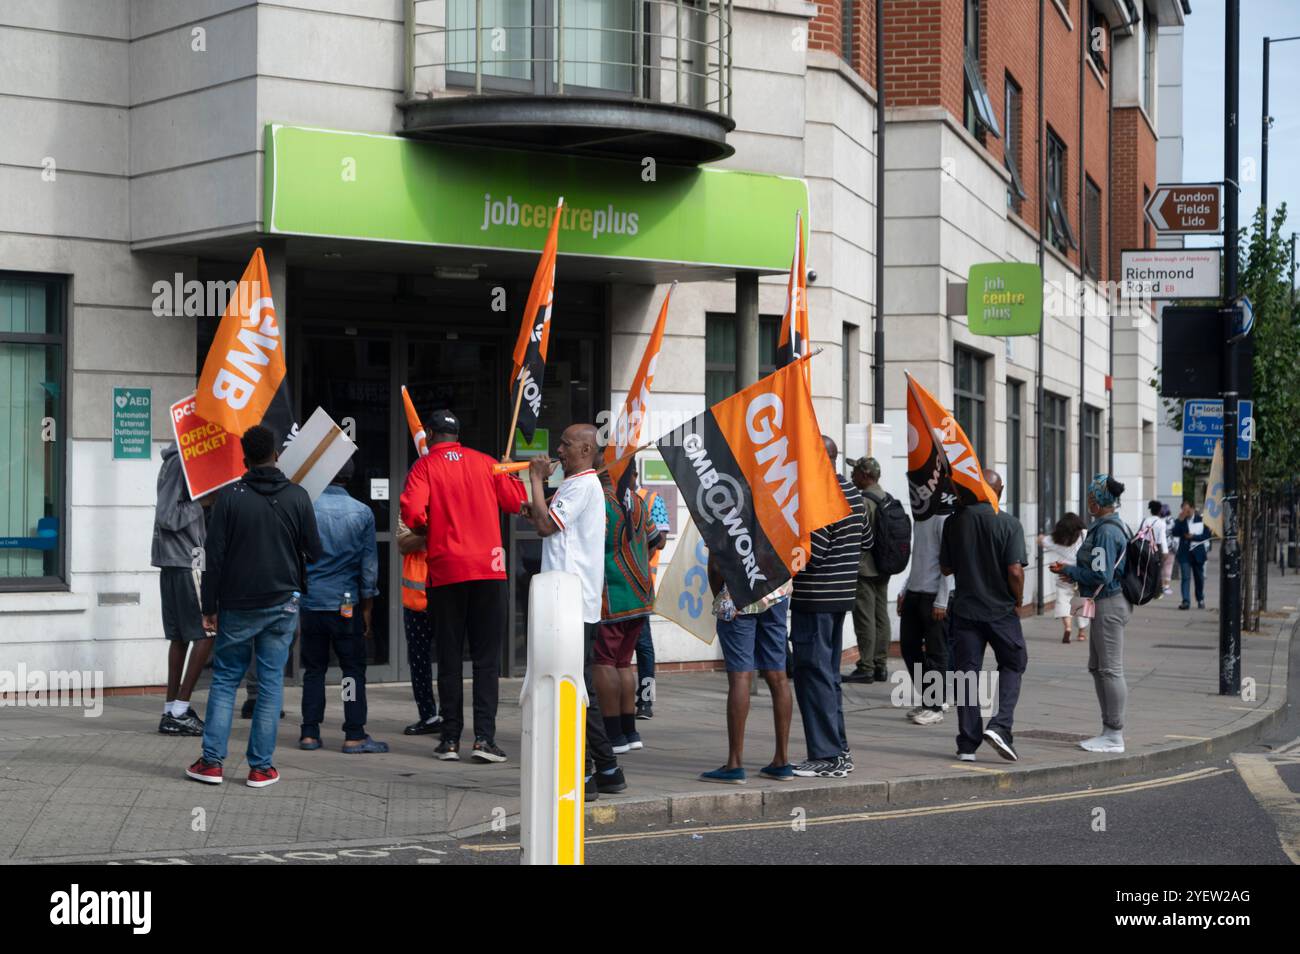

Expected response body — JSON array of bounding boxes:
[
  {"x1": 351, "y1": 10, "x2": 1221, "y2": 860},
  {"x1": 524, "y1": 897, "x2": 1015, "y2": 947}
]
[
  {"x1": 185, "y1": 757, "x2": 223, "y2": 784},
  {"x1": 245, "y1": 766, "x2": 280, "y2": 788}
]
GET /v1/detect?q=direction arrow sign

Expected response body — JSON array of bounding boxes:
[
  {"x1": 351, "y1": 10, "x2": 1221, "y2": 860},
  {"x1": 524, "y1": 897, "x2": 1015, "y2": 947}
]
[{"x1": 1145, "y1": 183, "x2": 1223, "y2": 235}]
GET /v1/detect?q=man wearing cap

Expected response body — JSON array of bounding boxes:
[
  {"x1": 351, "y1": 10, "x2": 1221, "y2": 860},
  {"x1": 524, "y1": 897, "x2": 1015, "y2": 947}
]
[
  {"x1": 399, "y1": 409, "x2": 528, "y2": 763},
  {"x1": 846, "y1": 457, "x2": 891, "y2": 684}
]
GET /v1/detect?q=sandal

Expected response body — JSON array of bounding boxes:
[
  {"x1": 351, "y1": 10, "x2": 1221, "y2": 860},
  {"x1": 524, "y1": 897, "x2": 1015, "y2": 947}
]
[
  {"x1": 342, "y1": 735, "x2": 389, "y2": 754},
  {"x1": 299, "y1": 738, "x2": 322, "y2": 750}
]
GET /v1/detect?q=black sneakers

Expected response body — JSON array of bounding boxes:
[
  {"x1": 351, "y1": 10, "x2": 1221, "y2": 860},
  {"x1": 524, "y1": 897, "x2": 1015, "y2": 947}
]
[
  {"x1": 594, "y1": 767, "x2": 627, "y2": 794},
  {"x1": 983, "y1": 728, "x2": 1018, "y2": 762},
  {"x1": 159, "y1": 709, "x2": 204, "y2": 737},
  {"x1": 471, "y1": 738, "x2": 508, "y2": 763},
  {"x1": 404, "y1": 715, "x2": 444, "y2": 736},
  {"x1": 433, "y1": 739, "x2": 460, "y2": 761}
]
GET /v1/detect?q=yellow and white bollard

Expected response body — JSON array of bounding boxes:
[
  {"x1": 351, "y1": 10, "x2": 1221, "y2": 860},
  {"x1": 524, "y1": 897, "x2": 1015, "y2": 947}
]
[{"x1": 519, "y1": 571, "x2": 587, "y2": 865}]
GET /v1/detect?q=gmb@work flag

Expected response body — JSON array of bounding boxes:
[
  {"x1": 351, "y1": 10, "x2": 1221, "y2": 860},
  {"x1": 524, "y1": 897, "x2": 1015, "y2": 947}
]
[
  {"x1": 510, "y1": 197, "x2": 563, "y2": 444},
  {"x1": 905, "y1": 371, "x2": 998, "y2": 521},
  {"x1": 657, "y1": 356, "x2": 848, "y2": 608},
  {"x1": 195, "y1": 248, "x2": 294, "y2": 443},
  {"x1": 775, "y1": 210, "x2": 809, "y2": 376}
]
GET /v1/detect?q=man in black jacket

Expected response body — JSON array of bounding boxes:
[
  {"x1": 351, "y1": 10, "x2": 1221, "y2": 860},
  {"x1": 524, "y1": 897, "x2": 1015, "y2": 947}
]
[{"x1": 186, "y1": 425, "x2": 322, "y2": 789}]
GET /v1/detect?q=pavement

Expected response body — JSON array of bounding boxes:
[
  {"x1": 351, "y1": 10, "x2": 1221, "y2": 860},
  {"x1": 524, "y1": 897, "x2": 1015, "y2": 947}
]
[{"x1": 1, "y1": 560, "x2": 1296, "y2": 864}]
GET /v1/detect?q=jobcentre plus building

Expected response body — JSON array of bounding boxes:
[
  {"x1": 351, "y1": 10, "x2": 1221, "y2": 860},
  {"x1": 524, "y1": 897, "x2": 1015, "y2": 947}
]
[{"x1": 0, "y1": 1, "x2": 885, "y2": 688}]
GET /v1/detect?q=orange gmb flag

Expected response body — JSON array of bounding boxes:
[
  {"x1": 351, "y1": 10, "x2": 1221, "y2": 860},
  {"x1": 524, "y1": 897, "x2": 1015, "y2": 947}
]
[
  {"x1": 905, "y1": 371, "x2": 998, "y2": 521},
  {"x1": 657, "y1": 355, "x2": 848, "y2": 607},
  {"x1": 775, "y1": 210, "x2": 810, "y2": 382},
  {"x1": 401, "y1": 385, "x2": 428, "y2": 457},
  {"x1": 195, "y1": 248, "x2": 289, "y2": 437},
  {"x1": 510, "y1": 197, "x2": 563, "y2": 444},
  {"x1": 605, "y1": 281, "x2": 675, "y2": 497}
]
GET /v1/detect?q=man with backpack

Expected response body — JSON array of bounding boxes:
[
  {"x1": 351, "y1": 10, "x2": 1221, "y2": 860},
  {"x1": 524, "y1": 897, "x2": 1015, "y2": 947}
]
[{"x1": 846, "y1": 457, "x2": 909, "y2": 684}]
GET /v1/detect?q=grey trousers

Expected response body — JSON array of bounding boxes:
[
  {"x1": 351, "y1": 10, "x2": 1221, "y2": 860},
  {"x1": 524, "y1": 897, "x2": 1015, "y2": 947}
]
[
  {"x1": 1088, "y1": 592, "x2": 1131, "y2": 731},
  {"x1": 851, "y1": 576, "x2": 890, "y2": 670}
]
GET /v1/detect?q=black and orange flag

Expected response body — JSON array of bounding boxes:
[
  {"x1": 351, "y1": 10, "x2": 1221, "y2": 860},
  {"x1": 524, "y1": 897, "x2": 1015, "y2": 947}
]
[
  {"x1": 775, "y1": 211, "x2": 810, "y2": 377},
  {"x1": 509, "y1": 197, "x2": 563, "y2": 446},
  {"x1": 905, "y1": 371, "x2": 998, "y2": 520},
  {"x1": 658, "y1": 355, "x2": 849, "y2": 607},
  {"x1": 195, "y1": 247, "x2": 296, "y2": 444},
  {"x1": 605, "y1": 282, "x2": 674, "y2": 514}
]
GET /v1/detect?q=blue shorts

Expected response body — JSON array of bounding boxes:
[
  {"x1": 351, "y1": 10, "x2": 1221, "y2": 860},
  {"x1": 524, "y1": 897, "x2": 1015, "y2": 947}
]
[{"x1": 717, "y1": 599, "x2": 789, "y2": 673}]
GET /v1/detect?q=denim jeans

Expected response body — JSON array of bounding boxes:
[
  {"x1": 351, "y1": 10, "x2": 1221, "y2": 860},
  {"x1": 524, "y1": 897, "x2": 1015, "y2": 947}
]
[
  {"x1": 635, "y1": 616, "x2": 656, "y2": 705},
  {"x1": 202, "y1": 596, "x2": 299, "y2": 769},
  {"x1": 1179, "y1": 558, "x2": 1205, "y2": 604},
  {"x1": 790, "y1": 609, "x2": 849, "y2": 761}
]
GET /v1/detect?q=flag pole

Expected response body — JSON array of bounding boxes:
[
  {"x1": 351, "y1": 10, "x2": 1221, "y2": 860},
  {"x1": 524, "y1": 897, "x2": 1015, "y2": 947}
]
[{"x1": 504, "y1": 371, "x2": 528, "y2": 461}]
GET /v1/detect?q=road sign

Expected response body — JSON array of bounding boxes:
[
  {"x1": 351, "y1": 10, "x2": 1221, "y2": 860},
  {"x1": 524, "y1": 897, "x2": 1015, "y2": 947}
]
[
  {"x1": 112, "y1": 387, "x2": 151, "y2": 460},
  {"x1": 1159, "y1": 306, "x2": 1255, "y2": 399},
  {"x1": 1144, "y1": 183, "x2": 1223, "y2": 234},
  {"x1": 1119, "y1": 248, "x2": 1221, "y2": 299},
  {"x1": 1183, "y1": 398, "x2": 1253, "y2": 460},
  {"x1": 1234, "y1": 295, "x2": 1254, "y2": 336}
]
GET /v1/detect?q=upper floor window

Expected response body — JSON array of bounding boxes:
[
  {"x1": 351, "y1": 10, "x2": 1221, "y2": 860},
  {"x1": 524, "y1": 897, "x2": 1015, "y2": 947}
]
[
  {"x1": 1085, "y1": 176, "x2": 1103, "y2": 278},
  {"x1": 842, "y1": 0, "x2": 856, "y2": 65},
  {"x1": 963, "y1": 0, "x2": 1001, "y2": 141},
  {"x1": 1141, "y1": 4, "x2": 1158, "y2": 116},
  {"x1": 953, "y1": 346, "x2": 988, "y2": 463},
  {"x1": 1086, "y1": 2, "x2": 1108, "y2": 74},
  {"x1": 1004, "y1": 73, "x2": 1027, "y2": 214},
  {"x1": 705, "y1": 313, "x2": 780, "y2": 407},
  {"x1": 1046, "y1": 127, "x2": 1077, "y2": 253}
]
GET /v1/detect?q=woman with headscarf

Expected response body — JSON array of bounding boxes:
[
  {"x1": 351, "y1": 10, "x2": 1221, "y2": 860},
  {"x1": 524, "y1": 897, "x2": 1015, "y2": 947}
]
[{"x1": 1049, "y1": 474, "x2": 1130, "y2": 754}]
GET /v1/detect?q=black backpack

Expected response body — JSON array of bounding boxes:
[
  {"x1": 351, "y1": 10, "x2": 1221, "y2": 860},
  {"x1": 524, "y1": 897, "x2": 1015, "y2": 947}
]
[
  {"x1": 1105, "y1": 516, "x2": 1161, "y2": 606},
  {"x1": 870, "y1": 492, "x2": 912, "y2": 577}
]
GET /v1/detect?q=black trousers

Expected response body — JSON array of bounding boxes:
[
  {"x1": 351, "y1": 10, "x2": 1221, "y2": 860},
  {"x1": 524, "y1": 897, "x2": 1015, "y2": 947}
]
[
  {"x1": 430, "y1": 579, "x2": 504, "y2": 743},
  {"x1": 900, "y1": 590, "x2": 950, "y2": 711},
  {"x1": 584, "y1": 622, "x2": 617, "y2": 774},
  {"x1": 949, "y1": 610, "x2": 1027, "y2": 755},
  {"x1": 300, "y1": 609, "x2": 368, "y2": 741}
]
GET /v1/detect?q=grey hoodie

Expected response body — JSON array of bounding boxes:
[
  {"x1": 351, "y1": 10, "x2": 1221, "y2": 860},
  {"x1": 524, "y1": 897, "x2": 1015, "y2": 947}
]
[{"x1": 151, "y1": 443, "x2": 205, "y2": 568}]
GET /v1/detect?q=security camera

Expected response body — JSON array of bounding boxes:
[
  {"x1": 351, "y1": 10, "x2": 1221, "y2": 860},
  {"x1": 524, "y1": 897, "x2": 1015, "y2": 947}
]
[{"x1": 806, "y1": 269, "x2": 817, "y2": 283}]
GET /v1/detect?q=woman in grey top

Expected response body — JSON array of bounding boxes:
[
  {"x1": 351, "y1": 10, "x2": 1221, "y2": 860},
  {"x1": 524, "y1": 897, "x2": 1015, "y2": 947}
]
[{"x1": 1050, "y1": 474, "x2": 1131, "y2": 754}]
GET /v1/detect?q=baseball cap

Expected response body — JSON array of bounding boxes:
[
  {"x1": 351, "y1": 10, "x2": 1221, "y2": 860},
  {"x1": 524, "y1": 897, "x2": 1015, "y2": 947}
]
[
  {"x1": 853, "y1": 456, "x2": 881, "y2": 477},
  {"x1": 428, "y1": 409, "x2": 460, "y2": 435}
]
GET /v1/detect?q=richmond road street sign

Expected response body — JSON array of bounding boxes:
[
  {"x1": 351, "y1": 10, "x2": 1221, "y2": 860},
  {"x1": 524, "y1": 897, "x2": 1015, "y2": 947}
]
[{"x1": 1144, "y1": 183, "x2": 1223, "y2": 235}]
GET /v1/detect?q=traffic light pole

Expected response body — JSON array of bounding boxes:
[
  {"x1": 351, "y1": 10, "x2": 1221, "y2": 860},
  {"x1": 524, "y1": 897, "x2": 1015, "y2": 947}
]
[{"x1": 1220, "y1": 0, "x2": 1242, "y2": 696}]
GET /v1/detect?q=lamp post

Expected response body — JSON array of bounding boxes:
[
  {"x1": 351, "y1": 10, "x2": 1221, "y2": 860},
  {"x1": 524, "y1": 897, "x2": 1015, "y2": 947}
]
[{"x1": 1261, "y1": 35, "x2": 1300, "y2": 221}]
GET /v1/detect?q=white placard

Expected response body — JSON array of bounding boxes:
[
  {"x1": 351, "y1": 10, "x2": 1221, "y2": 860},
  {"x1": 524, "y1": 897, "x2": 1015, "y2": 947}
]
[
  {"x1": 276, "y1": 407, "x2": 357, "y2": 501},
  {"x1": 370, "y1": 478, "x2": 389, "y2": 501}
]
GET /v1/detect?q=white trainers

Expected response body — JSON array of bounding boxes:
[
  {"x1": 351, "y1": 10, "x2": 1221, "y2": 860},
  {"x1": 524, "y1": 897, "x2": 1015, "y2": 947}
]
[
  {"x1": 956, "y1": 752, "x2": 976, "y2": 762},
  {"x1": 1079, "y1": 733, "x2": 1125, "y2": 754},
  {"x1": 906, "y1": 706, "x2": 923, "y2": 721},
  {"x1": 912, "y1": 708, "x2": 945, "y2": 726}
]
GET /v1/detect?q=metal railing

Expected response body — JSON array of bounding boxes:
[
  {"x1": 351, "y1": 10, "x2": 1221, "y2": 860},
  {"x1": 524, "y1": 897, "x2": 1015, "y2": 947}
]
[{"x1": 405, "y1": 0, "x2": 732, "y2": 116}]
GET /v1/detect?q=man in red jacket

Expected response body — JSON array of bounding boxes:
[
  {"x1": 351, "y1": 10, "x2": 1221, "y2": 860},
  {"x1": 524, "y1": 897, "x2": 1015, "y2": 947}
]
[{"x1": 399, "y1": 410, "x2": 527, "y2": 763}]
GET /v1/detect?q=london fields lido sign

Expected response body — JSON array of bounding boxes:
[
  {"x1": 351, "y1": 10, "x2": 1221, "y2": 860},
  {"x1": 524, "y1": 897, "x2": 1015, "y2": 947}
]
[{"x1": 966, "y1": 263, "x2": 1043, "y2": 337}]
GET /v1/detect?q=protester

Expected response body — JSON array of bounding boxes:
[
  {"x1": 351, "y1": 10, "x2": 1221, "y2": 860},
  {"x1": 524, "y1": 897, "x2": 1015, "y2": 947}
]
[
  {"x1": 895, "y1": 505, "x2": 952, "y2": 725},
  {"x1": 397, "y1": 517, "x2": 441, "y2": 735},
  {"x1": 701, "y1": 557, "x2": 794, "y2": 783},
  {"x1": 593, "y1": 469, "x2": 664, "y2": 753},
  {"x1": 790, "y1": 436, "x2": 866, "y2": 778},
  {"x1": 1159, "y1": 504, "x2": 1176, "y2": 596},
  {"x1": 1052, "y1": 475, "x2": 1131, "y2": 754},
  {"x1": 520, "y1": 424, "x2": 626, "y2": 800},
  {"x1": 1038, "y1": 512, "x2": 1089, "y2": 643},
  {"x1": 634, "y1": 481, "x2": 671, "y2": 719},
  {"x1": 399, "y1": 409, "x2": 526, "y2": 763},
  {"x1": 1171, "y1": 499, "x2": 1212, "y2": 610},
  {"x1": 846, "y1": 457, "x2": 890, "y2": 683},
  {"x1": 297, "y1": 457, "x2": 386, "y2": 754},
  {"x1": 1139, "y1": 500, "x2": 1171, "y2": 600},
  {"x1": 152, "y1": 442, "x2": 213, "y2": 736},
  {"x1": 187, "y1": 425, "x2": 321, "y2": 788},
  {"x1": 939, "y1": 469, "x2": 1028, "y2": 762}
]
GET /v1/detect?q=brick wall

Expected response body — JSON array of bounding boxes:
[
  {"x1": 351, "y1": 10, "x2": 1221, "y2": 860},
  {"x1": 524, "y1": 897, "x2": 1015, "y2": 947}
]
[
  {"x1": 810, "y1": 0, "x2": 879, "y2": 86},
  {"x1": 1110, "y1": 106, "x2": 1159, "y2": 278}
]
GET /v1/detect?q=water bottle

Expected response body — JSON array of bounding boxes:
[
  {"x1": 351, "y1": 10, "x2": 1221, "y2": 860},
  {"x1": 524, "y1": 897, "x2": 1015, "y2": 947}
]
[{"x1": 341, "y1": 591, "x2": 354, "y2": 619}]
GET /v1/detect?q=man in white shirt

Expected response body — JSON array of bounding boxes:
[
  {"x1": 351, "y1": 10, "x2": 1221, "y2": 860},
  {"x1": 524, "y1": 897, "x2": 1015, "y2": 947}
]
[
  {"x1": 523, "y1": 423, "x2": 626, "y2": 800},
  {"x1": 896, "y1": 511, "x2": 954, "y2": 726}
]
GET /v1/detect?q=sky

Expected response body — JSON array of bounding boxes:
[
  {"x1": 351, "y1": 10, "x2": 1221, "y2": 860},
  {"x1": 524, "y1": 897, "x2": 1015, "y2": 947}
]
[{"x1": 1181, "y1": 0, "x2": 1300, "y2": 249}]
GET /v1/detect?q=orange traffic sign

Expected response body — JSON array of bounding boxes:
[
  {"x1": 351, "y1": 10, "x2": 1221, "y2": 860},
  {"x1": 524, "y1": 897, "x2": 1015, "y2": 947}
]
[{"x1": 1144, "y1": 183, "x2": 1223, "y2": 234}]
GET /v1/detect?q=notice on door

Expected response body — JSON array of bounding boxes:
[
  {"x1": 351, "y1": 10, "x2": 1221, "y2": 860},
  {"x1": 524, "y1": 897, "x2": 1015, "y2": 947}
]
[{"x1": 112, "y1": 387, "x2": 152, "y2": 460}]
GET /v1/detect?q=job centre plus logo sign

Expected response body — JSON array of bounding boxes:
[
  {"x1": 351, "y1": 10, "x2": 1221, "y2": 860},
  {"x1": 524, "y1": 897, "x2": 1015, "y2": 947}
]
[{"x1": 966, "y1": 262, "x2": 1043, "y2": 337}]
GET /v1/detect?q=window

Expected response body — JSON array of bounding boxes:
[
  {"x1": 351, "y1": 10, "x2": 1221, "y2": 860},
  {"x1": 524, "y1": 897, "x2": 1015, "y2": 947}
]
[
  {"x1": 1141, "y1": 5, "x2": 1157, "y2": 116},
  {"x1": 1042, "y1": 393, "x2": 1069, "y2": 533},
  {"x1": 1082, "y1": 405, "x2": 1103, "y2": 490},
  {"x1": 841, "y1": 0, "x2": 856, "y2": 65},
  {"x1": 842, "y1": 323, "x2": 860, "y2": 452},
  {"x1": 953, "y1": 346, "x2": 988, "y2": 463},
  {"x1": 0, "y1": 274, "x2": 66, "y2": 587},
  {"x1": 1046, "y1": 128, "x2": 1076, "y2": 252},
  {"x1": 1086, "y1": 2, "x2": 1108, "y2": 74},
  {"x1": 963, "y1": 0, "x2": 1001, "y2": 140},
  {"x1": 1143, "y1": 185, "x2": 1152, "y2": 249},
  {"x1": 1085, "y1": 176, "x2": 1103, "y2": 278},
  {"x1": 1007, "y1": 380, "x2": 1024, "y2": 521},
  {"x1": 1004, "y1": 74, "x2": 1027, "y2": 213},
  {"x1": 705, "y1": 313, "x2": 780, "y2": 407}
]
